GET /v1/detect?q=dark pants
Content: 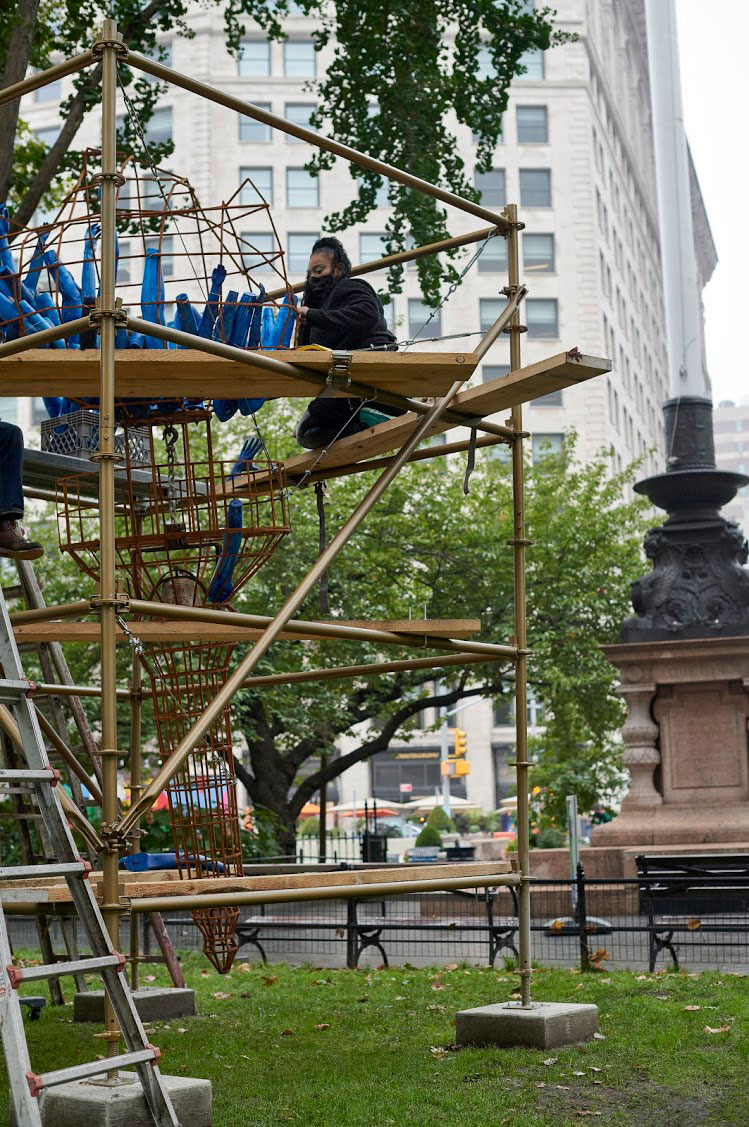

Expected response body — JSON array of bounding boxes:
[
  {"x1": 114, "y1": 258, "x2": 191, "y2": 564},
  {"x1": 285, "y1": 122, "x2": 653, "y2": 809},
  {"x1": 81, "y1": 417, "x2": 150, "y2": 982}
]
[
  {"x1": 0, "y1": 420, "x2": 24, "y2": 518},
  {"x1": 296, "y1": 396, "x2": 407, "y2": 451}
]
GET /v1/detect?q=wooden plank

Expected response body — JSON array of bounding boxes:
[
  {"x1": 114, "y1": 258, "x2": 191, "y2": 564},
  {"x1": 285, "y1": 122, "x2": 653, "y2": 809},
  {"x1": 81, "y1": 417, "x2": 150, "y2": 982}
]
[
  {"x1": 0, "y1": 347, "x2": 473, "y2": 398},
  {"x1": 238, "y1": 350, "x2": 611, "y2": 487},
  {"x1": 12, "y1": 618, "x2": 481, "y2": 645},
  {"x1": 0, "y1": 862, "x2": 511, "y2": 903}
]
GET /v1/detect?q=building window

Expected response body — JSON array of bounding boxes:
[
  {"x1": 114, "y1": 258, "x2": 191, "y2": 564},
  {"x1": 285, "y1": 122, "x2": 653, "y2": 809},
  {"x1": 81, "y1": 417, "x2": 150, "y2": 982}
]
[
  {"x1": 479, "y1": 298, "x2": 504, "y2": 333},
  {"x1": 381, "y1": 299, "x2": 395, "y2": 332},
  {"x1": 286, "y1": 168, "x2": 319, "y2": 207},
  {"x1": 483, "y1": 365, "x2": 511, "y2": 383},
  {"x1": 287, "y1": 232, "x2": 318, "y2": 274},
  {"x1": 517, "y1": 49, "x2": 544, "y2": 80},
  {"x1": 284, "y1": 40, "x2": 316, "y2": 77},
  {"x1": 240, "y1": 231, "x2": 278, "y2": 275},
  {"x1": 526, "y1": 298, "x2": 558, "y2": 338},
  {"x1": 533, "y1": 389, "x2": 562, "y2": 406},
  {"x1": 239, "y1": 167, "x2": 273, "y2": 205},
  {"x1": 284, "y1": 102, "x2": 316, "y2": 141},
  {"x1": 239, "y1": 104, "x2": 272, "y2": 143},
  {"x1": 408, "y1": 298, "x2": 441, "y2": 339},
  {"x1": 34, "y1": 126, "x2": 60, "y2": 148},
  {"x1": 239, "y1": 41, "x2": 270, "y2": 76},
  {"x1": 532, "y1": 433, "x2": 563, "y2": 460},
  {"x1": 146, "y1": 107, "x2": 172, "y2": 146},
  {"x1": 474, "y1": 168, "x2": 506, "y2": 208},
  {"x1": 142, "y1": 41, "x2": 173, "y2": 84},
  {"x1": 519, "y1": 168, "x2": 551, "y2": 207},
  {"x1": 516, "y1": 105, "x2": 548, "y2": 143},
  {"x1": 493, "y1": 699, "x2": 513, "y2": 727},
  {"x1": 118, "y1": 174, "x2": 169, "y2": 212},
  {"x1": 35, "y1": 78, "x2": 62, "y2": 102},
  {"x1": 523, "y1": 232, "x2": 554, "y2": 272},
  {"x1": 478, "y1": 235, "x2": 508, "y2": 273},
  {"x1": 476, "y1": 44, "x2": 493, "y2": 80},
  {"x1": 0, "y1": 399, "x2": 18, "y2": 423},
  {"x1": 359, "y1": 232, "x2": 387, "y2": 264}
]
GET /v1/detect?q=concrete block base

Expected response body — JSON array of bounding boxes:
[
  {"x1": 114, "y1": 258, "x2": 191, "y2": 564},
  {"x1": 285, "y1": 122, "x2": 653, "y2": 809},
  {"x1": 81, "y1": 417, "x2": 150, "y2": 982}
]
[
  {"x1": 73, "y1": 987, "x2": 196, "y2": 1024},
  {"x1": 455, "y1": 1000, "x2": 599, "y2": 1049},
  {"x1": 20, "y1": 1074, "x2": 211, "y2": 1127}
]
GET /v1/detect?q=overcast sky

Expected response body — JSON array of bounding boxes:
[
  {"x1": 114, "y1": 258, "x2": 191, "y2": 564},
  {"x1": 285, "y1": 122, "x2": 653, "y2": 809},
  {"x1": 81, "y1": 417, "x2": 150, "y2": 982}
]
[{"x1": 676, "y1": 0, "x2": 749, "y2": 404}]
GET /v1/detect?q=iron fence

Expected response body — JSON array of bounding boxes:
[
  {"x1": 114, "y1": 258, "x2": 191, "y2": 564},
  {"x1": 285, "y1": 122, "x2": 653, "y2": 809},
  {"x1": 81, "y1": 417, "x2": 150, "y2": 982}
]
[{"x1": 7, "y1": 868, "x2": 749, "y2": 973}]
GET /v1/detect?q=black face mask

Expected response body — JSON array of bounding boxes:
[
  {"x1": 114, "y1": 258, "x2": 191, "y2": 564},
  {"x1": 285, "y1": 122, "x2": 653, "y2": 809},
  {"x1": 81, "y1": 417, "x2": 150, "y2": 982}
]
[{"x1": 305, "y1": 272, "x2": 336, "y2": 306}]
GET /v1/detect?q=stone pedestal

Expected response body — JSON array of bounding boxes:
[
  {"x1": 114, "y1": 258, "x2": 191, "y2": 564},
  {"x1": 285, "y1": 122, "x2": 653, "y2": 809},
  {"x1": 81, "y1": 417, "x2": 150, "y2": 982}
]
[
  {"x1": 12, "y1": 1074, "x2": 211, "y2": 1127},
  {"x1": 73, "y1": 986, "x2": 196, "y2": 1024},
  {"x1": 455, "y1": 1001, "x2": 598, "y2": 1049},
  {"x1": 594, "y1": 636, "x2": 749, "y2": 846}
]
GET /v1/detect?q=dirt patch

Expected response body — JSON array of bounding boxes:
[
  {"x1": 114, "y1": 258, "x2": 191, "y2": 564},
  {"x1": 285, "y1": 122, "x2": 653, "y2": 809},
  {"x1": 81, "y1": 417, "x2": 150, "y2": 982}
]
[{"x1": 535, "y1": 1079, "x2": 720, "y2": 1126}]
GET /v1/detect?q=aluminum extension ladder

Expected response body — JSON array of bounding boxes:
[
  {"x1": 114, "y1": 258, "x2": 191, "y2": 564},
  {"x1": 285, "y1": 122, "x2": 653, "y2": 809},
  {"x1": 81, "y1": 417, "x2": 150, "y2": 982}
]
[{"x1": 0, "y1": 586, "x2": 179, "y2": 1127}]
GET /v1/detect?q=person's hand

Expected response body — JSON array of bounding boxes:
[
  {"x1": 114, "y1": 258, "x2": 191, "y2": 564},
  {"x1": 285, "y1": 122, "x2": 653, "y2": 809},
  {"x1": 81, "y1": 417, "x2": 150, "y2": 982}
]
[{"x1": 298, "y1": 306, "x2": 309, "y2": 322}]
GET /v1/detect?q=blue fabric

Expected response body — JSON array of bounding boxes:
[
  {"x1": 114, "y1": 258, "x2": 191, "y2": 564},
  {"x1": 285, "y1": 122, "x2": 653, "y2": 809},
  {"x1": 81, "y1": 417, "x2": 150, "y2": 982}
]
[
  {"x1": 24, "y1": 233, "x2": 48, "y2": 294},
  {"x1": 198, "y1": 265, "x2": 226, "y2": 338},
  {"x1": 0, "y1": 420, "x2": 24, "y2": 517},
  {"x1": 215, "y1": 289, "x2": 238, "y2": 343},
  {"x1": 247, "y1": 286, "x2": 265, "y2": 346},
  {"x1": 207, "y1": 497, "x2": 244, "y2": 604},
  {"x1": 0, "y1": 207, "x2": 17, "y2": 274},
  {"x1": 228, "y1": 293, "x2": 254, "y2": 347},
  {"x1": 43, "y1": 250, "x2": 82, "y2": 347},
  {"x1": 141, "y1": 247, "x2": 165, "y2": 348},
  {"x1": 81, "y1": 224, "x2": 100, "y2": 302}
]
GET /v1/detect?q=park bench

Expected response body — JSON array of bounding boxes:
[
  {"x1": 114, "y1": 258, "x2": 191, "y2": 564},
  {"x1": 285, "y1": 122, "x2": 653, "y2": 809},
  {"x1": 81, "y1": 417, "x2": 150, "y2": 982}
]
[
  {"x1": 636, "y1": 853, "x2": 749, "y2": 971},
  {"x1": 231, "y1": 887, "x2": 519, "y2": 968}
]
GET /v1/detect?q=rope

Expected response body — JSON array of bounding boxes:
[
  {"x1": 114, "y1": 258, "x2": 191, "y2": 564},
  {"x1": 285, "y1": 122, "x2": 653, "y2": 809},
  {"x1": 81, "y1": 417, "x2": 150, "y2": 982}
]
[{"x1": 402, "y1": 228, "x2": 499, "y2": 352}]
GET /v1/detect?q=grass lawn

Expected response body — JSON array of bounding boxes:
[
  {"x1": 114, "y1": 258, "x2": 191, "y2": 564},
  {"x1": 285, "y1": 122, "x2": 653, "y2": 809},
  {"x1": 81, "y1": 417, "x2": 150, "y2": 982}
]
[{"x1": 2, "y1": 954, "x2": 748, "y2": 1125}]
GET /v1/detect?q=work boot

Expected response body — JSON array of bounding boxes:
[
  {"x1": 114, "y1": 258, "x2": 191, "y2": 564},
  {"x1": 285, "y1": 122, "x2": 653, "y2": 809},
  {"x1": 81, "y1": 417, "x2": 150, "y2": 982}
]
[{"x1": 0, "y1": 518, "x2": 44, "y2": 560}]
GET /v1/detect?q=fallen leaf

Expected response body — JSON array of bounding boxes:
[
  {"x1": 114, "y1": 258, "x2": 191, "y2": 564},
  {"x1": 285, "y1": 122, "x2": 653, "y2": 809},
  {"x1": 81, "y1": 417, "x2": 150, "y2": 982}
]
[
  {"x1": 445, "y1": 963, "x2": 459, "y2": 972},
  {"x1": 262, "y1": 975, "x2": 278, "y2": 986},
  {"x1": 395, "y1": 995, "x2": 406, "y2": 1001},
  {"x1": 235, "y1": 962, "x2": 253, "y2": 973},
  {"x1": 555, "y1": 1084, "x2": 570, "y2": 1090},
  {"x1": 535, "y1": 1082, "x2": 546, "y2": 1089},
  {"x1": 177, "y1": 1027, "x2": 188, "y2": 1034},
  {"x1": 636, "y1": 974, "x2": 648, "y2": 981},
  {"x1": 427, "y1": 1004, "x2": 446, "y2": 1012},
  {"x1": 573, "y1": 1070, "x2": 585, "y2": 1076},
  {"x1": 592, "y1": 1080, "x2": 603, "y2": 1086},
  {"x1": 430, "y1": 1046, "x2": 448, "y2": 1058},
  {"x1": 281, "y1": 1029, "x2": 294, "y2": 1037},
  {"x1": 145, "y1": 975, "x2": 156, "y2": 983},
  {"x1": 684, "y1": 1005, "x2": 701, "y2": 1011},
  {"x1": 593, "y1": 1032, "x2": 606, "y2": 1041},
  {"x1": 589, "y1": 1066, "x2": 602, "y2": 1073},
  {"x1": 431, "y1": 980, "x2": 448, "y2": 991},
  {"x1": 212, "y1": 991, "x2": 232, "y2": 1000},
  {"x1": 599, "y1": 977, "x2": 611, "y2": 984},
  {"x1": 542, "y1": 1057, "x2": 558, "y2": 1067},
  {"x1": 199, "y1": 970, "x2": 210, "y2": 978},
  {"x1": 550, "y1": 919, "x2": 565, "y2": 932},
  {"x1": 335, "y1": 928, "x2": 346, "y2": 938},
  {"x1": 687, "y1": 918, "x2": 702, "y2": 931},
  {"x1": 314, "y1": 1023, "x2": 330, "y2": 1031},
  {"x1": 705, "y1": 1025, "x2": 731, "y2": 1034}
]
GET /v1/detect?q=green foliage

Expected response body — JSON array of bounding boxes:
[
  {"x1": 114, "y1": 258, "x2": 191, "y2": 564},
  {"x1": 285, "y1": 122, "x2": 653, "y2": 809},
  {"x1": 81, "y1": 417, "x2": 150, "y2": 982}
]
[
  {"x1": 534, "y1": 825, "x2": 566, "y2": 849},
  {"x1": 298, "y1": 816, "x2": 319, "y2": 837},
  {"x1": 426, "y1": 806, "x2": 455, "y2": 833},
  {"x1": 414, "y1": 823, "x2": 442, "y2": 847}
]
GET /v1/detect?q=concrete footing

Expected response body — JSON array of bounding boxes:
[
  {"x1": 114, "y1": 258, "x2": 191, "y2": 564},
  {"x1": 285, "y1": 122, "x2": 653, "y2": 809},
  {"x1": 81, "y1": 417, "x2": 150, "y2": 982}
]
[
  {"x1": 17, "y1": 1074, "x2": 211, "y2": 1127},
  {"x1": 73, "y1": 987, "x2": 196, "y2": 1024},
  {"x1": 455, "y1": 1000, "x2": 599, "y2": 1049}
]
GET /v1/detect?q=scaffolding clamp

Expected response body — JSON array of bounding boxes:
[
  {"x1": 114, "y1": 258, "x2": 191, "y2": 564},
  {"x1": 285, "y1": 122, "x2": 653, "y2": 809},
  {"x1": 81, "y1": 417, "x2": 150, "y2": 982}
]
[
  {"x1": 91, "y1": 25, "x2": 128, "y2": 60},
  {"x1": 89, "y1": 297, "x2": 127, "y2": 329},
  {"x1": 327, "y1": 351, "x2": 354, "y2": 391},
  {"x1": 90, "y1": 592, "x2": 130, "y2": 613},
  {"x1": 99, "y1": 821, "x2": 129, "y2": 853},
  {"x1": 89, "y1": 170, "x2": 126, "y2": 189}
]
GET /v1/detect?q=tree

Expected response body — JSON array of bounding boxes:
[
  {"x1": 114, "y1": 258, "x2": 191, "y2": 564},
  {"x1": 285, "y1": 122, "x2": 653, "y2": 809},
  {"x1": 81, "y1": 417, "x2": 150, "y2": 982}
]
[
  {"x1": 217, "y1": 404, "x2": 650, "y2": 851},
  {"x1": 1, "y1": 0, "x2": 566, "y2": 299}
]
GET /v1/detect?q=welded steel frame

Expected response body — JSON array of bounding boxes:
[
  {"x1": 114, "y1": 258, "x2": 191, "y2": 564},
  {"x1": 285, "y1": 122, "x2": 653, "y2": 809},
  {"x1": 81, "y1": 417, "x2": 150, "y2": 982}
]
[{"x1": 0, "y1": 18, "x2": 552, "y2": 1035}]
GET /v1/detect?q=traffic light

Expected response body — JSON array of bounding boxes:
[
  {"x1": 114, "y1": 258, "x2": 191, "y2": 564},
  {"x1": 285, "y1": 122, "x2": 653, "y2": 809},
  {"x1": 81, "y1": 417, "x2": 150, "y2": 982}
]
[{"x1": 453, "y1": 728, "x2": 468, "y2": 757}]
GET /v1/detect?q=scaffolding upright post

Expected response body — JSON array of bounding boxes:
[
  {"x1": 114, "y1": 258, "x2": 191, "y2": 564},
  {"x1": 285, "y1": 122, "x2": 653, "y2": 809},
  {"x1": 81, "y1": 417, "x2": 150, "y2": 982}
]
[
  {"x1": 505, "y1": 204, "x2": 533, "y2": 1007},
  {"x1": 94, "y1": 17, "x2": 125, "y2": 1058}
]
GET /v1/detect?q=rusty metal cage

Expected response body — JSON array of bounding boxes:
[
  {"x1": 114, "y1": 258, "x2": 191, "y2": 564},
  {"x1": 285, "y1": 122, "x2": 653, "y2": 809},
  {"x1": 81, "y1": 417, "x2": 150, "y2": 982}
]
[{"x1": 55, "y1": 411, "x2": 290, "y2": 604}]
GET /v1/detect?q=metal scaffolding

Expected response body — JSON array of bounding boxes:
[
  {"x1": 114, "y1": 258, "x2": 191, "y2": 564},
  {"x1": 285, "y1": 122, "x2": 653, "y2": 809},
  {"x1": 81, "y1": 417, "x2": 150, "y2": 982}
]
[{"x1": 0, "y1": 15, "x2": 611, "y2": 1077}]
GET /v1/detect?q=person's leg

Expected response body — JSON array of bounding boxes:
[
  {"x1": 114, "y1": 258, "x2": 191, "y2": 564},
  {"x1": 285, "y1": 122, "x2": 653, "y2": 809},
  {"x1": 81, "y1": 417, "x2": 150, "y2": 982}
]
[
  {"x1": 296, "y1": 396, "x2": 369, "y2": 451},
  {"x1": 0, "y1": 421, "x2": 43, "y2": 560},
  {"x1": 0, "y1": 420, "x2": 24, "y2": 518}
]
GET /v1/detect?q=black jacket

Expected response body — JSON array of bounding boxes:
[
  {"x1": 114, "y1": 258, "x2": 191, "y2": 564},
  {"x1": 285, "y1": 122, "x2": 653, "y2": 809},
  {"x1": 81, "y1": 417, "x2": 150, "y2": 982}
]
[{"x1": 298, "y1": 277, "x2": 397, "y2": 351}]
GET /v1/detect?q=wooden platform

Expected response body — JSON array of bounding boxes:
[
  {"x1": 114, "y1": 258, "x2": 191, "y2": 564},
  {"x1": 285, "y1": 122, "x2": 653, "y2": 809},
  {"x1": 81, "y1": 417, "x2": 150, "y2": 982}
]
[
  {"x1": 11, "y1": 618, "x2": 480, "y2": 645},
  {"x1": 0, "y1": 347, "x2": 474, "y2": 398},
  {"x1": 0, "y1": 862, "x2": 512, "y2": 906},
  {"x1": 237, "y1": 350, "x2": 611, "y2": 488}
]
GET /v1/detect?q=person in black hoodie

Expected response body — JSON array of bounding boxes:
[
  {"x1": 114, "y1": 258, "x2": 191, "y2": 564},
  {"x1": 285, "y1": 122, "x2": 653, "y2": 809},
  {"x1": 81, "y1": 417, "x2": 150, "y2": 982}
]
[{"x1": 295, "y1": 236, "x2": 404, "y2": 450}]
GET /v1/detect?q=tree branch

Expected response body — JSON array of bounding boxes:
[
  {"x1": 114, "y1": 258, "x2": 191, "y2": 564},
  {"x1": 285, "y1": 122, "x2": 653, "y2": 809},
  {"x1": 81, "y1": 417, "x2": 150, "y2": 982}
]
[{"x1": 0, "y1": 0, "x2": 41, "y2": 202}]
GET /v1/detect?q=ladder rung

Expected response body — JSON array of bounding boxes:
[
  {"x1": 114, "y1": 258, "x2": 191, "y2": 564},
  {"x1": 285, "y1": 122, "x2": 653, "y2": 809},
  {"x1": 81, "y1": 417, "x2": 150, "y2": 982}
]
[
  {"x1": 0, "y1": 860, "x2": 91, "y2": 881},
  {"x1": 0, "y1": 768, "x2": 60, "y2": 786},
  {"x1": 8, "y1": 952, "x2": 126, "y2": 987},
  {"x1": 0, "y1": 679, "x2": 36, "y2": 702},
  {"x1": 27, "y1": 1047, "x2": 161, "y2": 1096}
]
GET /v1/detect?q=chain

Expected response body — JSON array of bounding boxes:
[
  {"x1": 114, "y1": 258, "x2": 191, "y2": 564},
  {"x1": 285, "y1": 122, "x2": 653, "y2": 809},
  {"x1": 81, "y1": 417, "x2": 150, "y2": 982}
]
[
  {"x1": 403, "y1": 228, "x2": 499, "y2": 352},
  {"x1": 163, "y1": 423, "x2": 179, "y2": 519}
]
